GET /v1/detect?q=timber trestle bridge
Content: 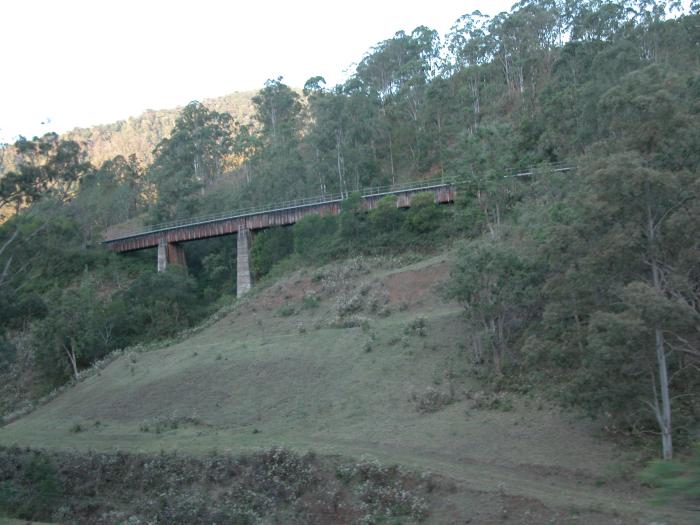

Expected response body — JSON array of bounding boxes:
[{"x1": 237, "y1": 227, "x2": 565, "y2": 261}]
[
  {"x1": 103, "y1": 179, "x2": 458, "y2": 296},
  {"x1": 103, "y1": 164, "x2": 573, "y2": 296}
]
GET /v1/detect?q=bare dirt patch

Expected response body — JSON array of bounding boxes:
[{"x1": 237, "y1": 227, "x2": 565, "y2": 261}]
[
  {"x1": 383, "y1": 260, "x2": 451, "y2": 305},
  {"x1": 252, "y1": 274, "x2": 322, "y2": 311}
]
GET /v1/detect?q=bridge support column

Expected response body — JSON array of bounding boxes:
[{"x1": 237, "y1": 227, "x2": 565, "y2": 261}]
[
  {"x1": 237, "y1": 227, "x2": 253, "y2": 297},
  {"x1": 157, "y1": 240, "x2": 167, "y2": 272},
  {"x1": 157, "y1": 240, "x2": 187, "y2": 272},
  {"x1": 168, "y1": 242, "x2": 187, "y2": 269}
]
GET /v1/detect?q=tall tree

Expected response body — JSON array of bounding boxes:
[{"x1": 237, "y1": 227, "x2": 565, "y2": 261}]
[
  {"x1": 71, "y1": 154, "x2": 144, "y2": 244},
  {"x1": 150, "y1": 102, "x2": 234, "y2": 220},
  {"x1": 451, "y1": 240, "x2": 539, "y2": 374},
  {"x1": 252, "y1": 78, "x2": 303, "y2": 148},
  {"x1": 519, "y1": 154, "x2": 698, "y2": 460},
  {"x1": 243, "y1": 78, "x2": 308, "y2": 200},
  {"x1": 446, "y1": 11, "x2": 493, "y2": 130},
  {"x1": 586, "y1": 155, "x2": 698, "y2": 460},
  {"x1": 0, "y1": 133, "x2": 90, "y2": 218}
]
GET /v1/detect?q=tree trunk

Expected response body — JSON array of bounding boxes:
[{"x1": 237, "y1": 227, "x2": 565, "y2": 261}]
[
  {"x1": 654, "y1": 327, "x2": 673, "y2": 459},
  {"x1": 388, "y1": 134, "x2": 395, "y2": 185},
  {"x1": 517, "y1": 66, "x2": 524, "y2": 94},
  {"x1": 436, "y1": 110, "x2": 444, "y2": 178},
  {"x1": 648, "y1": 200, "x2": 673, "y2": 459},
  {"x1": 335, "y1": 129, "x2": 346, "y2": 197},
  {"x1": 488, "y1": 317, "x2": 502, "y2": 375},
  {"x1": 469, "y1": 75, "x2": 480, "y2": 129},
  {"x1": 472, "y1": 333, "x2": 484, "y2": 363},
  {"x1": 64, "y1": 341, "x2": 79, "y2": 380}
]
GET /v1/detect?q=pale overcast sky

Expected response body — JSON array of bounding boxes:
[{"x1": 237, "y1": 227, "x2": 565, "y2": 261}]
[{"x1": 0, "y1": 0, "x2": 517, "y2": 142}]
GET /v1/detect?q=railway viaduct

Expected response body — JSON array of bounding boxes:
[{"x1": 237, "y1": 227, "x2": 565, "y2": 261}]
[{"x1": 103, "y1": 180, "x2": 457, "y2": 297}]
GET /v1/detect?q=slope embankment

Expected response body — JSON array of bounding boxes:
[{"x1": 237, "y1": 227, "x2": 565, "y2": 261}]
[{"x1": 0, "y1": 253, "x2": 690, "y2": 524}]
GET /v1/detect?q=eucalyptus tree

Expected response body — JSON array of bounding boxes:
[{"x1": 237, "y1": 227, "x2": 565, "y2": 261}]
[
  {"x1": 575, "y1": 155, "x2": 697, "y2": 460},
  {"x1": 246, "y1": 78, "x2": 308, "y2": 200},
  {"x1": 252, "y1": 77, "x2": 303, "y2": 149},
  {"x1": 150, "y1": 101, "x2": 234, "y2": 220},
  {"x1": 354, "y1": 26, "x2": 442, "y2": 178},
  {"x1": 303, "y1": 70, "x2": 392, "y2": 197},
  {"x1": 232, "y1": 124, "x2": 259, "y2": 185},
  {"x1": 303, "y1": 77, "x2": 350, "y2": 196},
  {"x1": 71, "y1": 154, "x2": 145, "y2": 244},
  {"x1": 0, "y1": 133, "x2": 90, "y2": 217},
  {"x1": 451, "y1": 240, "x2": 540, "y2": 375},
  {"x1": 565, "y1": 0, "x2": 631, "y2": 41},
  {"x1": 598, "y1": 63, "x2": 698, "y2": 170},
  {"x1": 487, "y1": 2, "x2": 562, "y2": 96},
  {"x1": 0, "y1": 134, "x2": 90, "y2": 322},
  {"x1": 32, "y1": 276, "x2": 107, "y2": 382},
  {"x1": 446, "y1": 11, "x2": 493, "y2": 129}
]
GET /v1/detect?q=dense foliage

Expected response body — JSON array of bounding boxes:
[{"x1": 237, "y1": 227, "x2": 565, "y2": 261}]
[
  {"x1": 0, "y1": 446, "x2": 432, "y2": 524},
  {"x1": 249, "y1": 191, "x2": 457, "y2": 279},
  {"x1": 0, "y1": 1, "x2": 698, "y2": 460}
]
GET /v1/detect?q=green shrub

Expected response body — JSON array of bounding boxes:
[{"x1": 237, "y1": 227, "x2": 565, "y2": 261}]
[
  {"x1": 294, "y1": 213, "x2": 337, "y2": 260},
  {"x1": 404, "y1": 317, "x2": 428, "y2": 337},
  {"x1": 407, "y1": 192, "x2": 442, "y2": 233},
  {"x1": 250, "y1": 227, "x2": 294, "y2": 278},
  {"x1": 369, "y1": 195, "x2": 402, "y2": 234},
  {"x1": 335, "y1": 458, "x2": 428, "y2": 522},
  {"x1": 0, "y1": 453, "x2": 61, "y2": 521},
  {"x1": 641, "y1": 443, "x2": 700, "y2": 507},
  {"x1": 0, "y1": 336, "x2": 16, "y2": 372},
  {"x1": 412, "y1": 387, "x2": 454, "y2": 413},
  {"x1": 338, "y1": 192, "x2": 368, "y2": 245},
  {"x1": 278, "y1": 303, "x2": 296, "y2": 317},
  {"x1": 302, "y1": 294, "x2": 320, "y2": 309}
]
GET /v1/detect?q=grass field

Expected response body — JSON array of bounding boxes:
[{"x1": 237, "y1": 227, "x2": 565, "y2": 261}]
[{"x1": 0, "y1": 252, "x2": 691, "y2": 523}]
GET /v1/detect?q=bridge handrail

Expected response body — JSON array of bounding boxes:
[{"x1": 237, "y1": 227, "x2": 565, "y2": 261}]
[
  {"x1": 104, "y1": 163, "x2": 575, "y2": 242},
  {"x1": 104, "y1": 178, "x2": 458, "y2": 241}
]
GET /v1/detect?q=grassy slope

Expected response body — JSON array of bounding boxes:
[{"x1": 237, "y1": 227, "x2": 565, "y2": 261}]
[{"x1": 0, "y1": 253, "x2": 691, "y2": 524}]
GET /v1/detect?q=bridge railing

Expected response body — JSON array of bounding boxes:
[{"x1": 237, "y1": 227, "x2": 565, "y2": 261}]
[
  {"x1": 105, "y1": 177, "x2": 458, "y2": 241},
  {"x1": 104, "y1": 163, "x2": 576, "y2": 242}
]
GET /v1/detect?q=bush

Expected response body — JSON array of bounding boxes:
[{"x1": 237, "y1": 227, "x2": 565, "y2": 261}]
[
  {"x1": 250, "y1": 227, "x2": 294, "y2": 278},
  {"x1": 293, "y1": 213, "x2": 337, "y2": 260},
  {"x1": 404, "y1": 317, "x2": 428, "y2": 337},
  {"x1": 336, "y1": 458, "x2": 428, "y2": 522},
  {"x1": 278, "y1": 303, "x2": 296, "y2": 317},
  {"x1": 0, "y1": 336, "x2": 16, "y2": 372},
  {"x1": 369, "y1": 194, "x2": 402, "y2": 234},
  {"x1": 407, "y1": 192, "x2": 442, "y2": 233},
  {"x1": 114, "y1": 268, "x2": 204, "y2": 341},
  {"x1": 641, "y1": 443, "x2": 700, "y2": 508},
  {"x1": 412, "y1": 387, "x2": 454, "y2": 413},
  {"x1": 0, "y1": 453, "x2": 60, "y2": 521},
  {"x1": 0, "y1": 446, "x2": 437, "y2": 523},
  {"x1": 338, "y1": 192, "x2": 368, "y2": 245},
  {"x1": 301, "y1": 293, "x2": 320, "y2": 309}
]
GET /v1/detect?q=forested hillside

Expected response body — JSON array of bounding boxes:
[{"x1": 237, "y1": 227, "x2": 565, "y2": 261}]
[
  {"x1": 0, "y1": 0, "x2": 699, "y2": 478},
  {"x1": 0, "y1": 91, "x2": 256, "y2": 179},
  {"x1": 61, "y1": 91, "x2": 257, "y2": 167}
]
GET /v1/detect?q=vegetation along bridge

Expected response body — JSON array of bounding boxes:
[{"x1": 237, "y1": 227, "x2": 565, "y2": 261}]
[{"x1": 103, "y1": 179, "x2": 457, "y2": 296}]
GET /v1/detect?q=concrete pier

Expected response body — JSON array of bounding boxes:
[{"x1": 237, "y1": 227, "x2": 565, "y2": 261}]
[
  {"x1": 157, "y1": 240, "x2": 187, "y2": 272},
  {"x1": 157, "y1": 240, "x2": 167, "y2": 272},
  {"x1": 236, "y1": 227, "x2": 253, "y2": 297}
]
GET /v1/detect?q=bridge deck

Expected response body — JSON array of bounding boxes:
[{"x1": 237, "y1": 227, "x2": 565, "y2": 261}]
[{"x1": 103, "y1": 179, "x2": 457, "y2": 253}]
